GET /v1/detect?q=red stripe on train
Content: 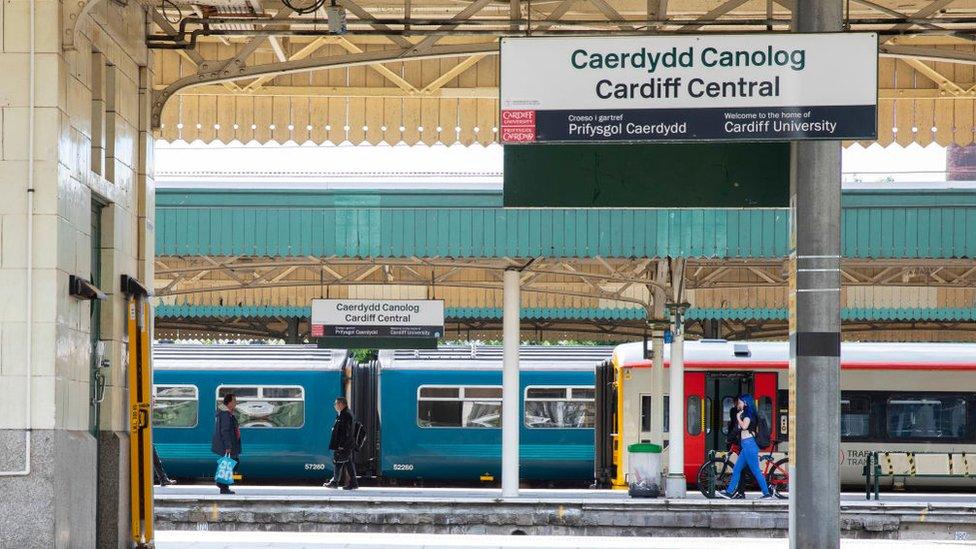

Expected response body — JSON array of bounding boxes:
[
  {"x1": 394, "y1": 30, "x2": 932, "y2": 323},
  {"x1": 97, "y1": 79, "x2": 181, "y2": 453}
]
[{"x1": 621, "y1": 360, "x2": 976, "y2": 371}]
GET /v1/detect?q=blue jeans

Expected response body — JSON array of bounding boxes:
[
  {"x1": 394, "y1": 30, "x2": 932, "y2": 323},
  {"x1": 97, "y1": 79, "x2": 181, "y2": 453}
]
[{"x1": 725, "y1": 437, "x2": 769, "y2": 496}]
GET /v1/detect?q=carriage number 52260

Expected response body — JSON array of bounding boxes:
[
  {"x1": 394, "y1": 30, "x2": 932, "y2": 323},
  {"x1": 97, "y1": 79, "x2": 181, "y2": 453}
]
[
  {"x1": 305, "y1": 463, "x2": 326, "y2": 470},
  {"x1": 393, "y1": 464, "x2": 414, "y2": 471}
]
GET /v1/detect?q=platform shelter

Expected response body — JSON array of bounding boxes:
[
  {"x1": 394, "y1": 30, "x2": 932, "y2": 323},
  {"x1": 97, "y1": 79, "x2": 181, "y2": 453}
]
[{"x1": 3, "y1": 1, "x2": 976, "y2": 547}]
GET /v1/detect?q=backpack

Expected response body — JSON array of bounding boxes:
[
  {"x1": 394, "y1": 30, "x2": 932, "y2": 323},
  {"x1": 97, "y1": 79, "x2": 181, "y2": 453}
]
[
  {"x1": 753, "y1": 415, "x2": 771, "y2": 449},
  {"x1": 352, "y1": 421, "x2": 367, "y2": 451}
]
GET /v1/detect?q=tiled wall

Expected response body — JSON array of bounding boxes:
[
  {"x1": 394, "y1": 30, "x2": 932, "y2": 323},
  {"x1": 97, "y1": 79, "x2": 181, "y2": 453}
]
[{"x1": 0, "y1": 1, "x2": 153, "y2": 434}]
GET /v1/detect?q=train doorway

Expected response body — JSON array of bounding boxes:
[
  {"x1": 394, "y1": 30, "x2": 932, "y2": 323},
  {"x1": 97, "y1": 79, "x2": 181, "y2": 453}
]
[
  {"x1": 705, "y1": 373, "x2": 751, "y2": 455},
  {"x1": 683, "y1": 371, "x2": 779, "y2": 479}
]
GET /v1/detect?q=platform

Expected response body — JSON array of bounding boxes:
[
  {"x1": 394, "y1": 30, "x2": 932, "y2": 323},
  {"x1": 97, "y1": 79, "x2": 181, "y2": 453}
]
[
  {"x1": 155, "y1": 530, "x2": 976, "y2": 549},
  {"x1": 154, "y1": 487, "x2": 976, "y2": 540}
]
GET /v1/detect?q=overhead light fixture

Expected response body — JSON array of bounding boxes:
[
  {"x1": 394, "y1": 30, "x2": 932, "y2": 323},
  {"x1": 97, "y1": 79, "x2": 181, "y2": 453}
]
[{"x1": 326, "y1": 1, "x2": 346, "y2": 34}]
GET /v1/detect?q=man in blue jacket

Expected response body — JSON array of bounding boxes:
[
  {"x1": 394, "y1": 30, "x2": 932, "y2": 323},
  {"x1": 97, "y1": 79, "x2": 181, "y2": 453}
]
[{"x1": 211, "y1": 393, "x2": 242, "y2": 494}]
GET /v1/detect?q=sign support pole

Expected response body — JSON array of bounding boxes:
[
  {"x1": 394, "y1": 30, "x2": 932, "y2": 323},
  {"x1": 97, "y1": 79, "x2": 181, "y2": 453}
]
[
  {"x1": 502, "y1": 268, "x2": 520, "y2": 498},
  {"x1": 789, "y1": 1, "x2": 843, "y2": 547},
  {"x1": 648, "y1": 261, "x2": 668, "y2": 465},
  {"x1": 665, "y1": 300, "x2": 687, "y2": 498}
]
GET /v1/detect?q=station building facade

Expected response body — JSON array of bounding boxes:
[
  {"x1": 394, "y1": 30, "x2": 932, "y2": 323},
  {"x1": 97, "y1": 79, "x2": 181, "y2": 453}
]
[{"x1": 0, "y1": 5, "x2": 153, "y2": 547}]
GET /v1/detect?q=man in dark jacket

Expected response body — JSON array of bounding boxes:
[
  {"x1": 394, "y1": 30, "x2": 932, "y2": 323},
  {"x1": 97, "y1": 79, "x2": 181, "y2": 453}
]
[
  {"x1": 324, "y1": 396, "x2": 359, "y2": 490},
  {"x1": 211, "y1": 393, "x2": 242, "y2": 494}
]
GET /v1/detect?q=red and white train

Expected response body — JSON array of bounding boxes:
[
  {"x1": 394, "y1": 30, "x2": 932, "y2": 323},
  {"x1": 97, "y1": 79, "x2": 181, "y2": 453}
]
[{"x1": 599, "y1": 340, "x2": 976, "y2": 489}]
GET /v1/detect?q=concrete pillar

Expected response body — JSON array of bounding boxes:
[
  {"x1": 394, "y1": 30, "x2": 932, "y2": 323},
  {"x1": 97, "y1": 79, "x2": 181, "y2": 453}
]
[
  {"x1": 649, "y1": 266, "x2": 667, "y2": 457},
  {"x1": 664, "y1": 312, "x2": 686, "y2": 498},
  {"x1": 790, "y1": 2, "x2": 843, "y2": 547},
  {"x1": 501, "y1": 269, "x2": 520, "y2": 497}
]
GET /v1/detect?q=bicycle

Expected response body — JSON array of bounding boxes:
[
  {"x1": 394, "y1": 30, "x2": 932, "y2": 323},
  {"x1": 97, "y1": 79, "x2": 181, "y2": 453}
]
[{"x1": 696, "y1": 444, "x2": 790, "y2": 499}]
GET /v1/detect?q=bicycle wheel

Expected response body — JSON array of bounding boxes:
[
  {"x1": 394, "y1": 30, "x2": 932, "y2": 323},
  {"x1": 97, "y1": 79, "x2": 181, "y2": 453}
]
[
  {"x1": 766, "y1": 457, "x2": 790, "y2": 499},
  {"x1": 696, "y1": 457, "x2": 734, "y2": 498}
]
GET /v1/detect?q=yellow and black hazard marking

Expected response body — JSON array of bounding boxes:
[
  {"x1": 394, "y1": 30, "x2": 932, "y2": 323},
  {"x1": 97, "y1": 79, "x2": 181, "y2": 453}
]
[{"x1": 123, "y1": 275, "x2": 154, "y2": 549}]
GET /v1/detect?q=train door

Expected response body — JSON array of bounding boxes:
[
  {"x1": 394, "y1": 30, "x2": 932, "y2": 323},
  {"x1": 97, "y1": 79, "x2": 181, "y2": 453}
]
[
  {"x1": 753, "y1": 372, "x2": 778, "y2": 448},
  {"x1": 685, "y1": 371, "x2": 780, "y2": 481},
  {"x1": 704, "y1": 373, "x2": 751, "y2": 455},
  {"x1": 683, "y1": 372, "x2": 706, "y2": 480}
]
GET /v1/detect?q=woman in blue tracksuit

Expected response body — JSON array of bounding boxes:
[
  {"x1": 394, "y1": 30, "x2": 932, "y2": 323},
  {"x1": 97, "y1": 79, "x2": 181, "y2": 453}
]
[{"x1": 719, "y1": 394, "x2": 772, "y2": 500}]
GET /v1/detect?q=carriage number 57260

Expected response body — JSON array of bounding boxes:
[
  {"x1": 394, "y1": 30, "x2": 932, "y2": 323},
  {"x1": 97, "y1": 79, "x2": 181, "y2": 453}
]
[{"x1": 305, "y1": 463, "x2": 326, "y2": 470}]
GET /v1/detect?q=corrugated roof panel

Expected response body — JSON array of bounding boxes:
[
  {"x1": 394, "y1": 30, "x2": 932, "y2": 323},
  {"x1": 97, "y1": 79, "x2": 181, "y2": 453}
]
[
  {"x1": 155, "y1": 205, "x2": 973, "y2": 259},
  {"x1": 156, "y1": 207, "x2": 794, "y2": 259},
  {"x1": 841, "y1": 206, "x2": 976, "y2": 258}
]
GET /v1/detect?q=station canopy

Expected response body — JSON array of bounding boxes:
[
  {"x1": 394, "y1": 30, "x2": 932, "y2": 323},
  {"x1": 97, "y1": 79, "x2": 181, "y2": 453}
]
[{"x1": 151, "y1": 0, "x2": 976, "y2": 148}]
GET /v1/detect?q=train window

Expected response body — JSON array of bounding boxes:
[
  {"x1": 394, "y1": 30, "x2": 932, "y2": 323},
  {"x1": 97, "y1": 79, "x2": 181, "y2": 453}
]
[
  {"x1": 640, "y1": 395, "x2": 652, "y2": 432},
  {"x1": 463, "y1": 401, "x2": 501, "y2": 428},
  {"x1": 420, "y1": 387, "x2": 459, "y2": 399},
  {"x1": 704, "y1": 397, "x2": 712, "y2": 434},
  {"x1": 524, "y1": 386, "x2": 595, "y2": 429},
  {"x1": 664, "y1": 395, "x2": 670, "y2": 433},
  {"x1": 216, "y1": 385, "x2": 305, "y2": 429},
  {"x1": 759, "y1": 396, "x2": 773, "y2": 435},
  {"x1": 886, "y1": 397, "x2": 968, "y2": 440},
  {"x1": 152, "y1": 385, "x2": 198, "y2": 428},
  {"x1": 417, "y1": 385, "x2": 502, "y2": 428},
  {"x1": 527, "y1": 387, "x2": 566, "y2": 399},
  {"x1": 841, "y1": 397, "x2": 871, "y2": 439},
  {"x1": 721, "y1": 396, "x2": 736, "y2": 435},
  {"x1": 572, "y1": 388, "x2": 595, "y2": 400},
  {"x1": 466, "y1": 387, "x2": 503, "y2": 399},
  {"x1": 687, "y1": 396, "x2": 702, "y2": 436},
  {"x1": 263, "y1": 387, "x2": 303, "y2": 399},
  {"x1": 222, "y1": 387, "x2": 258, "y2": 399},
  {"x1": 418, "y1": 401, "x2": 462, "y2": 428}
]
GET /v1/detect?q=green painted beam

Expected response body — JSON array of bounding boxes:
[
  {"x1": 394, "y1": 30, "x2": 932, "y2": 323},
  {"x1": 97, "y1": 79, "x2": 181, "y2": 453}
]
[{"x1": 155, "y1": 305, "x2": 976, "y2": 322}]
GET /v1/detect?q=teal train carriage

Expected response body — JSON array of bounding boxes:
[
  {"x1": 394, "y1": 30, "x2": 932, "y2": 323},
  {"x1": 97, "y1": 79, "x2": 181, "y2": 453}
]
[
  {"x1": 375, "y1": 346, "x2": 612, "y2": 484},
  {"x1": 152, "y1": 344, "x2": 351, "y2": 481},
  {"x1": 151, "y1": 344, "x2": 611, "y2": 484}
]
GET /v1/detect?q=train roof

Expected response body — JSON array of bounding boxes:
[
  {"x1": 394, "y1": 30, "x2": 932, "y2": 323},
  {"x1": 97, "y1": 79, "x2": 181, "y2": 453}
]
[
  {"x1": 612, "y1": 340, "x2": 976, "y2": 368},
  {"x1": 379, "y1": 345, "x2": 613, "y2": 371},
  {"x1": 152, "y1": 344, "x2": 348, "y2": 370}
]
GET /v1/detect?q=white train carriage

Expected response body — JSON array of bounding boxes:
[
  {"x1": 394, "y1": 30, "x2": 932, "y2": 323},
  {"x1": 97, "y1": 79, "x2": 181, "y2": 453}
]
[{"x1": 601, "y1": 340, "x2": 976, "y2": 489}]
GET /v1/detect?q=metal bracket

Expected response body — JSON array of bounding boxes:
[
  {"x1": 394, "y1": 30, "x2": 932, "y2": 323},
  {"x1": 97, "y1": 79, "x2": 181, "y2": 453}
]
[{"x1": 121, "y1": 275, "x2": 151, "y2": 298}]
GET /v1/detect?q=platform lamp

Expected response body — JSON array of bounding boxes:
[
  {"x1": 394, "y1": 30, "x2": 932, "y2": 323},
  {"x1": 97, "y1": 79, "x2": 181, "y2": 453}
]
[
  {"x1": 665, "y1": 301, "x2": 691, "y2": 336},
  {"x1": 326, "y1": 0, "x2": 347, "y2": 34},
  {"x1": 642, "y1": 319, "x2": 671, "y2": 361}
]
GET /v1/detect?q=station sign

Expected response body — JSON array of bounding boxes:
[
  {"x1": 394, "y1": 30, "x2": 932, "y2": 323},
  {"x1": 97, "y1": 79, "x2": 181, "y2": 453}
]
[
  {"x1": 311, "y1": 299, "x2": 444, "y2": 349},
  {"x1": 500, "y1": 33, "x2": 877, "y2": 143}
]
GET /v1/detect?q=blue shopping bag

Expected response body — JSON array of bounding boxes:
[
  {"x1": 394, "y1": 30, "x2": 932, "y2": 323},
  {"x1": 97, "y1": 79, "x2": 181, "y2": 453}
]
[{"x1": 215, "y1": 453, "x2": 237, "y2": 485}]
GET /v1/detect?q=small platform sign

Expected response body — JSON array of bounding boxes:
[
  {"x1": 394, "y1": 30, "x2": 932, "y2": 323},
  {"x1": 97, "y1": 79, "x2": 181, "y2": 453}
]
[
  {"x1": 311, "y1": 299, "x2": 444, "y2": 349},
  {"x1": 500, "y1": 33, "x2": 877, "y2": 143}
]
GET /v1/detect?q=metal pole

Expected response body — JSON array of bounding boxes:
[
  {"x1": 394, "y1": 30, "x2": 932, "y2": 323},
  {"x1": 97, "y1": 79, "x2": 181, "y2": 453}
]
[
  {"x1": 789, "y1": 2, "x2": 843, "y2": 547},
  {"x1": 650, "y1": 328, "x2": 664, "y2": 443},
  {"x1": 502, "y1": 268, "x2": 520, "y2": 498},
  {"x1": 650, "y1": 271, "x2": 666, "y2": 465},
  {"x1": 665, "y1": 310, "x2": 686, "y2": 498}
]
